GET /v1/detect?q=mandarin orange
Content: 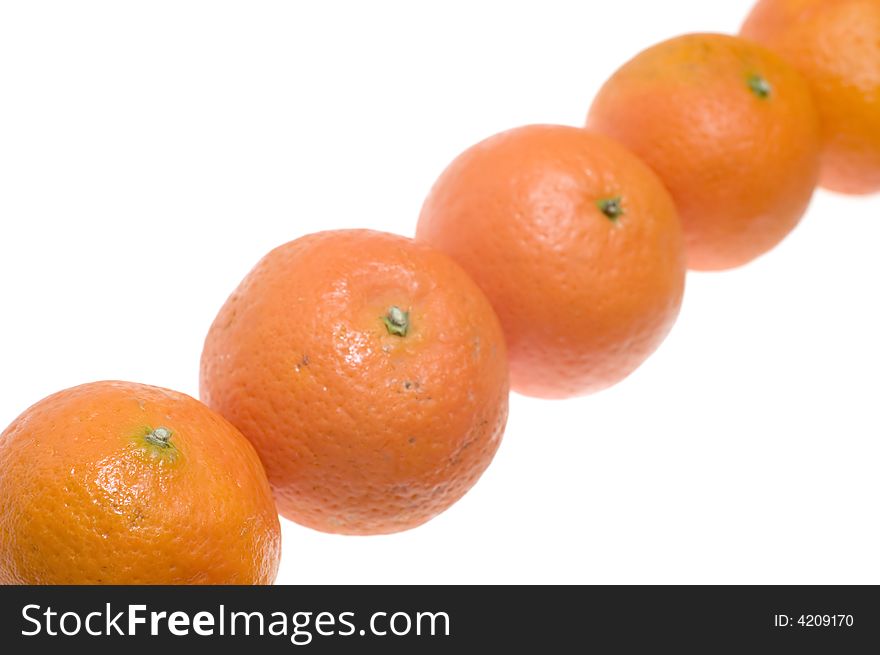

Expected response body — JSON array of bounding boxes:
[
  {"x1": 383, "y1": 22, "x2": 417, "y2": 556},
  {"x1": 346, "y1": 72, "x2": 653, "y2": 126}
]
[
  {"x1": 416, "y1": 125, "x2": 686, "y2": 398},
  {"x1": 0, "y1": 381, "x2": 281, "y2": 585},
  {"x1": 742, "y1": 0, "x2": 880, "y2": 194},
  {"x1": 588, "y1": 33, "x2": 822, "y2": 270},
  {"x1": 200, "y1": 230, "x2": 509, "y2": 535}
]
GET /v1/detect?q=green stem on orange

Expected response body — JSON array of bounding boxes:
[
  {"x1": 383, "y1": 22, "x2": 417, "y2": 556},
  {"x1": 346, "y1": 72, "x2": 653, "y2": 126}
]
[
  {"x1": 137, "y1": 426, "x2": 179, "y2": 465},
  {"x1": 597, "y1": 196, "x2": 624, "y2": 221},
  {"x1": 144, "y1": 426, "x2": 174, "y2": 448},
  {"x1": 748, "y1": 74, "x2": 772, "y2": 99},
  {"x1": 382, "y1": 306, "x2": 410, "y2": 337}
]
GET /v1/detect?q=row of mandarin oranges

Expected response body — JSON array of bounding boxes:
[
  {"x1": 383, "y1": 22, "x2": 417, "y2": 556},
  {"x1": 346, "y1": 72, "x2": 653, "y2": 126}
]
[{"x1": 1, "y1": 0, "x2": 877, "y2": 583}]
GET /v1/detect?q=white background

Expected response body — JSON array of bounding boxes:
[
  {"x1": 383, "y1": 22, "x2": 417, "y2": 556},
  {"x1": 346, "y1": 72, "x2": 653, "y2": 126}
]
[{"x1": 1, "y1": 0, "x2": 878, "y2": 584}]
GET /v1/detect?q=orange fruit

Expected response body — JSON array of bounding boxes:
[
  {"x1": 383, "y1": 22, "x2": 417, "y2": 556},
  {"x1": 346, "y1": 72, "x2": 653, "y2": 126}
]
[
  {"x1": 416, "y1": 125, "x2": 685, "y2": 399},
  {"x1": 587, "y1": 33, "x2": 822, "y2": 270},
  {"x1": 200, "y1": 230, "x2": 509, "y2": 535},
  {"x1": 0, "y1": 381, "x2": 280, "y2": 585},
  {"x1": 742, "y1": 0, "x2": 880, "y2": 195}
]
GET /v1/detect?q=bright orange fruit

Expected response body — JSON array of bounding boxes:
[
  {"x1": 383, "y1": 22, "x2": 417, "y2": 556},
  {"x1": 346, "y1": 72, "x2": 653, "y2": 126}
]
[
  {"x1": 742, "y1": 0, "x2": 880, "y2": 194},
  {"x1": 0, "y1": 381, "x2": 281, "y2": 585},
  {"x1": 588, "y1": 33, "x2": 822, "y2": 270},
  {"x1": 200, "y1": 230, "x2": 509, "y2": 535},
  {"x1": 416, "y1": 125, "x2": 685, "y2": 399}
]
